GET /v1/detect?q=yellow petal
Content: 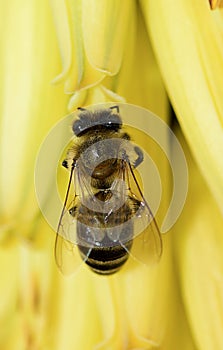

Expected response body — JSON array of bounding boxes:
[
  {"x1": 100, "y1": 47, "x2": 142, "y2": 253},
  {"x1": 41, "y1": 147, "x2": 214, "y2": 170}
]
[
  {"x1": 50, "y1": 0, "x2": 105, "y2": 93},
  {"x1": 82, "y1": 0, "x2": 135, "y2": 76},
  {"x1": 113, "y1": 6, "x2": 168, "y2": 119},
  {"x1": 209, "y1": 0, "x2": 223, "y2": 9},
  {"x1": 51, "y1": 0, "x2": 134, "y2": 93},
  {"x1": 0, "y1": 0, "x2": 68, "y2": 238},
  {"x1": 0, "y1": 244, "x2": 20, "y2": 349},
  {"x1": 141, "y1": 0, "x2": 223, "y2": 213},
  {"x1": 49, "y1": 0, "x2": 73, "y2": 83},
  {"x1": 173, "y1": 130, "x2": 223, "y2": 350}
]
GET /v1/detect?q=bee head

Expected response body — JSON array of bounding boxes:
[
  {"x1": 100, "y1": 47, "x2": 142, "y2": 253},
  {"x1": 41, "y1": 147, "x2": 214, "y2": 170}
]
[{"x1": 72, "y1": 106, "x2": 122, "y2": 136}]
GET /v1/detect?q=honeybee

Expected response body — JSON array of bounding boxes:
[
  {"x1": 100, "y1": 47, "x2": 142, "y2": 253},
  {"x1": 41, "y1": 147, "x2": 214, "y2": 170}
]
[{"x1": 55, "y1": 105, "x2": 162, "y2": 275}]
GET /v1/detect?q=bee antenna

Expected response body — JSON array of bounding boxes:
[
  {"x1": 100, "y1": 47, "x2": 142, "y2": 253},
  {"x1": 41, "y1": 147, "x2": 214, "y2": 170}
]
[
  {"x1": 109, "y1": 105, "x2": 119, "y2": 114},
  {"x1": 77, "y1": 107, "x2": 87, "y2": 111}
]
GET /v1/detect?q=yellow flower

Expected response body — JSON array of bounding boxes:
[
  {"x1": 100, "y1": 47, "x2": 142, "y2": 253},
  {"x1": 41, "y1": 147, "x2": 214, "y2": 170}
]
[
  {"x1": 141, "y1": 0, "x2": 223, "y2": 213},
  {"x1": 0, "y1": 1, "x2": 222, "y2": 350},
  {"x1": 140, "y1": 1, "x2": 223, "y2": 349},
  {"x1": 173, "y1": 130, "x2": 223, "y2": 350}
]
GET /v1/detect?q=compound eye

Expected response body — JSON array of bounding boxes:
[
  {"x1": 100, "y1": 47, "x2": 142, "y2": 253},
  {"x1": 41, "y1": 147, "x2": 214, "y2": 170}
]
[
  {"x1": 72, "y1": 120, "x2": 83, "y2": 135},
  {"x1": 102, "y1": 111, "x2": 121, "y2": 127},
  {"x1": 109, "y1": 114, "x2": 122, "y2": 126}
]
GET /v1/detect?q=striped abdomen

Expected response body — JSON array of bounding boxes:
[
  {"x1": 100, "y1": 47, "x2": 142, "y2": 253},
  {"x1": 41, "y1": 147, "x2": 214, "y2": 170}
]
[{"x1": 78, "y1": 239, "x2": 133, "y2": 275}]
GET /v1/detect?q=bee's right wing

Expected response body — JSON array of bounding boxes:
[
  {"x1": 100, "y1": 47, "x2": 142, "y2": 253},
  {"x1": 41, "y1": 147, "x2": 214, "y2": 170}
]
[
  {"x1": 55, "y1": 232, "x2": 84, "y2": 275},
  {"x1": 55, "y1": 163, "x2": 92, "y2": 275}
]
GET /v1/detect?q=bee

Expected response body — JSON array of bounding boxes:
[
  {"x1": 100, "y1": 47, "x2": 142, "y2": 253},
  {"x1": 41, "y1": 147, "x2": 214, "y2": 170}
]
[{"x1": 55, "y1": 105, "x2": 162, "y2": 275}]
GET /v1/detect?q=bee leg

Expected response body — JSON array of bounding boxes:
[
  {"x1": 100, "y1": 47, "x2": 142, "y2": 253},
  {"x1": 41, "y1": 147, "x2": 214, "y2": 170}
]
[
  {"x1": 120, "y1": 132, "x2": 131, "y2": 140},
  {"x1": 133, "y1": 146, "x2": 143, "y2": 168},
  {"x1": 69, "y1": 206, "x2": 77, "y2": 217},
  {"x1": 62, "y1": 158, "x2": 77, "y2": 170},
  {"x1": 62, "y1": 159, "x2": 68, "y2": 169},
  {"x1": 77, "y1": 107, "x2": 87, "y2": 111}
]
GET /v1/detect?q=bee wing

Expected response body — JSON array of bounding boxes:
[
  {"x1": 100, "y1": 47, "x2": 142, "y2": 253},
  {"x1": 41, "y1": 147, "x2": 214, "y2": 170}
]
[
  {"x1": 128, "y1": 203, "x2": 162, "y2": 265},
  {"x1": 55, "y1": 234, "x2": 85, "y2": 275},
  {"x1": 120, "y1": 161, "x2": 162, "y2": 265},
  {"x1": 55, "y1": 164, "x2": 92, "y2": 275}
]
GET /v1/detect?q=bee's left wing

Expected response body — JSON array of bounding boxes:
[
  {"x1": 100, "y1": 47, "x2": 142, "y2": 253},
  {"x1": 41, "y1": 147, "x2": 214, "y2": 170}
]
[{"x1": 120, "y1": 160, "x2": 162, "y2": 266}]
